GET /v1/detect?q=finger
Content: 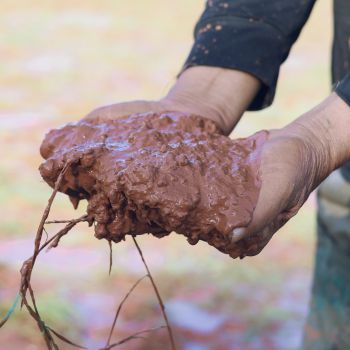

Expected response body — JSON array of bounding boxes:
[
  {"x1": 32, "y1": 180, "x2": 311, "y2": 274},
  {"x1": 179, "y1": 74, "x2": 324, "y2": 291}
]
[
  {"x1": 84, "y1": 100, "x2": 159, "y2": 122},
  {"x1": 230, "y1": 171, "x2": 290, "y2": 245},
  {"x1": 237, "y1": 226, "x2": 272, "y2": 258}
]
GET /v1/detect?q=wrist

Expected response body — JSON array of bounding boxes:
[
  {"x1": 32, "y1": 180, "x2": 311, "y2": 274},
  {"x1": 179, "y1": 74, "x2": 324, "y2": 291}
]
[
  {"x1": 161, "y1": 66, "x2": 260, "y2": 134},
  {"x1": 282, "y1": 93, "x2": 350, "y2": 183}
]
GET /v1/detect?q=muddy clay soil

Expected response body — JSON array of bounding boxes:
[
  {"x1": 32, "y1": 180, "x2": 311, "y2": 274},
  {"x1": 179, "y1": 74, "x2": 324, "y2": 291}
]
[{"x1": 39, "y1": 112, "x2": 267, "y2": 258}]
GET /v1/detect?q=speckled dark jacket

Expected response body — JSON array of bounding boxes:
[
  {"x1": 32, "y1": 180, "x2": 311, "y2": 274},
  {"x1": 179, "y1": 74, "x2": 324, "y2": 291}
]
[
  {"x1": 184, "y1": 0, "x2": 350, "y2": 176},
  {"x1": 184, "y1": 0, "x2": 350, "y2": 108}
]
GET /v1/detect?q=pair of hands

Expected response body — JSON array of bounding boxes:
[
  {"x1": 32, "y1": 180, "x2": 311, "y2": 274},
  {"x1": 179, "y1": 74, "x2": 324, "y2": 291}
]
[
  {"x1": 80, "y1": 98, "x2": 327, "y2": 258},
  {"x1": 51, "y1": 66, "x2": 350, "y2": 258}
]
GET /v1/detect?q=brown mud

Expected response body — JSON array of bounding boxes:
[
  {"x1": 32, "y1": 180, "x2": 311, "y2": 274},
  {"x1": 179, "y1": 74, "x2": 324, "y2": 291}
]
[{"x1": 40, "y1": 112, "x2": 267, "y2": 258}]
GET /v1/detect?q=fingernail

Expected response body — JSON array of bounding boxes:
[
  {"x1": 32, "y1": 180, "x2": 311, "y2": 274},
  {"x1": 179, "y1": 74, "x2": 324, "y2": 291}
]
[{"x1": 231, "y1": 227, "x2": 247, "y2": 243}]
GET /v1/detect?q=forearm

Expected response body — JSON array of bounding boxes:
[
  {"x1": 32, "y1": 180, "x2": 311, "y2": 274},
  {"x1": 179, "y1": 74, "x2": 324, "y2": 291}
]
[
  {"x1": 283, "y1": 93, "x2": 350, "y2": 181},
  {"x1": 182, "y1": 0, "x2": 316, "y2": 112},
  {"x1": 163, "y1": 66, "x2": 260, "y2": 134}
]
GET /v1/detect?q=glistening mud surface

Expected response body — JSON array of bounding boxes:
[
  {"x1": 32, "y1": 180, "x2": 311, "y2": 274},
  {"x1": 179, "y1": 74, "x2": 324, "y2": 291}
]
[{"x1": 40, "y1": 112, "x2": 267, "y2": 258}]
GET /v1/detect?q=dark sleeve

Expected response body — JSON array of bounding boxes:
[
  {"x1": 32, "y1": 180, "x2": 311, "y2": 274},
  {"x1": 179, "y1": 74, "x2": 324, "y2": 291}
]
[
  {"x1": 332, "y1": 0, "x2": 350, "y2": 107},
  {"x1": 332, "y1": 0, "x2": 350, "y2": 85},
  {"x1": 335, "y1": 73, "x2": 350, "y2": 106},
  {"x1": 183, "y1": 0, "x2": 316, "y2": 110}
]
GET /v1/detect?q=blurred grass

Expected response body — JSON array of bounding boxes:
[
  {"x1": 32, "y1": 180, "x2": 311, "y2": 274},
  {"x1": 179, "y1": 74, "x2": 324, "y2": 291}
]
[{"x1": 0, "y1": 0, "x2": 331, "y2": 349}]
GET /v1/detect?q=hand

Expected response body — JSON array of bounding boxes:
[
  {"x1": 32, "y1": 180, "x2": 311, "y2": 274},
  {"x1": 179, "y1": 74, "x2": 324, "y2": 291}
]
[
  {"x1": 231, "y1": 93, "x2": 350, "y2": 258},
  {"x1": 230, "y1": 129, "x2": 322, "y2": 258},
  {"x1": 83, "y1": 66, "x2": 260, "y2": 134}
]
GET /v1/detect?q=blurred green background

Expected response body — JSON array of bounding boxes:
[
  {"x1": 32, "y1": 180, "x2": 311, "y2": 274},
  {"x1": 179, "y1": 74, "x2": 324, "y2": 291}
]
[{"x1": 0, "y1": 1, "x2": 332, "y2": 349}]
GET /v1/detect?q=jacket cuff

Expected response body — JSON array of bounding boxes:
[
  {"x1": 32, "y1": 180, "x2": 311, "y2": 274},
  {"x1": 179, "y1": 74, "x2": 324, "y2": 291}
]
[
  {"x1": 335, "y1": 72, "x2": 350, "y2": 107},
  {"x1": 182, "y1": 16, "x2": 291, "y2": 111}
]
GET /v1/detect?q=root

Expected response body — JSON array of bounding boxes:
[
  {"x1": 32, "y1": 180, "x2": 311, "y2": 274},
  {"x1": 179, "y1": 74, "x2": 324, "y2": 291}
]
[
  {"x1": 45, "y1": 215, "x2": 88, "y2": 250},
  {"x1": 1, "y1": 162, "x2": 176, "y2": 350},
  {"x1": 22, "y1": 162, "x2": 72, "y2": 299},
  {"x1": 108, "y1": 240, "x2": 113, "y2": 276},
  {"x1": 21, "y1": 283, "x2": 86, "y2": 349},
  {"x1": 132, "y1": 236, "x2": 176, "y2": 350},
  {"x1": 7, "y1": 163, "x2": 88, "y2": 349},
  {"x1": 101, "y1": 326, "x2": 165, "y2": 350},
  {"x1": 0, "y1": 292, "x2": 20, "y2": 328},
  {"x1": 105, "y1": 275, "x2": 147, "y2": 347}
]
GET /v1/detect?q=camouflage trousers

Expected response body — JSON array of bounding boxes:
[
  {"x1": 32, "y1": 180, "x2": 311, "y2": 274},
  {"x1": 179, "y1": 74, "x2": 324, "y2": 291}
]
[{"x1": 303, "y1": 168, "x2": 350, "y2": 350}]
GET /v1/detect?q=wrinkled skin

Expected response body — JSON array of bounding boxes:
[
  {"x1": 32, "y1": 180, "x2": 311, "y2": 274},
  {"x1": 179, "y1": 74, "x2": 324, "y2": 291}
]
[
  {"x1": 40, "y1": 93, "x2": 324, "y2": 258},
  {"x1": 39, "y1": 112, "x2": 268, "y2": 258},
  {"x1": 233, "y1": 129, "x2": 320, "y2": 257}
]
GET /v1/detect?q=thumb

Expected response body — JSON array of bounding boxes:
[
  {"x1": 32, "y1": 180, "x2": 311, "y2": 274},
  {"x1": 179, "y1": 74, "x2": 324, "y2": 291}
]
[{"x1": 231, "y1": 168, "x2": 291, "y2": 243}]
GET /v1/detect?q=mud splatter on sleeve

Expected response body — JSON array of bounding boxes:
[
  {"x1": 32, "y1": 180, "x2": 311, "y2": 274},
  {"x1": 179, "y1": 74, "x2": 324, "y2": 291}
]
[
  {"x1": 333, "y1": 0, "x2": 350, "y2": 111},
  {"x1": 182, "y1": 0, "x2": 316, "y2": 110},
  {"x1": 332, "y1": 0, "x2": 350, "y2": 85},
  {"x1": 335, "y1": 73, "x2": 350, "y2": 107}
]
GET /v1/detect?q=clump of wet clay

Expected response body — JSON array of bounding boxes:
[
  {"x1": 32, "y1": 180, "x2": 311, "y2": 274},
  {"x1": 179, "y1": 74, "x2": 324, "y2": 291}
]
[{"x1": 39, "y1": 112, "x2": 267, "y2": 258}]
